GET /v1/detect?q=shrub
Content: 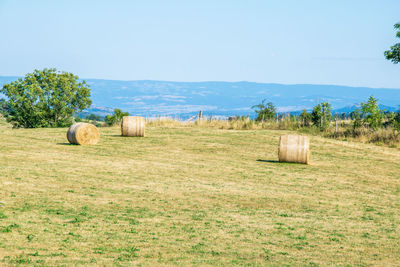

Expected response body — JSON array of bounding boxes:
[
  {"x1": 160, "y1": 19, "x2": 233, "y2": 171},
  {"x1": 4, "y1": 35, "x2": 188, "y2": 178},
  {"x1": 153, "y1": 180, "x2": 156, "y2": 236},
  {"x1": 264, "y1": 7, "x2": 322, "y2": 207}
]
[
  {"x1": 105, "y1": 109, "x2": 129, "y2": 126},
  {"x1": 361, "y1": 95, "x2": 384, "y2": 130},
  {"x1": 299, "y1": 109, "x2": 312, "y2": 127},
  {"x1": 311, "y1": 102, "x2": 331, "y2": 131},
  {"x1": 252, "y1": 99, "x2": 276, "y2": 121}
]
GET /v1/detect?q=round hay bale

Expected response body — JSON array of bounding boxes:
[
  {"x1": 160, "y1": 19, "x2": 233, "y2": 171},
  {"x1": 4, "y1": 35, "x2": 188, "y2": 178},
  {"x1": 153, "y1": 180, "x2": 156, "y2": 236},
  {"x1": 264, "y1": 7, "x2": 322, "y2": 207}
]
[
  {"x1": 121, "y1": 116, "x2": 145, "y2": 137},
  {"x1": 67, "y1": 122, "x2": 100, "y2": 145},
  {"x1": 278, "y1": 135, "x2": 310, "y2": 164}
]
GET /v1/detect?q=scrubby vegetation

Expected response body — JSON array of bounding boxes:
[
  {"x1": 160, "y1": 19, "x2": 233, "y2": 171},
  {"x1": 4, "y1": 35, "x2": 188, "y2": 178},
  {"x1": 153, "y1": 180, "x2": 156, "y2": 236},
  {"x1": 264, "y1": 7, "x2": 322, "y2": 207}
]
[
  {"x1": 227, "y1": 95, "x2": 399, "y2": 148},
  {"x1": 105, "y1": 108, "x2": 129, "y2": 126},
  {"x1": 146, "y1": 95, "x2": 400, "y2": 148},
  {"x1": 252, "y1": 99, "x2": 276, "y2": 121}
]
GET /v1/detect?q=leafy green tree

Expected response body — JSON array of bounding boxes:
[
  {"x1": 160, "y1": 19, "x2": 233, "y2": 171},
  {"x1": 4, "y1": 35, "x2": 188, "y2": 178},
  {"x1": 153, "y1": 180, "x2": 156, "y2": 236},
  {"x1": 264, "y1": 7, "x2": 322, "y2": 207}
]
[
  {"x1": 252, "y1": 99, "x2": 276, "y2": 121},
  {"x1": 299, "y1": 109, "x2": 312, "y2": 127},
  {"x1": 86, "y1": 113, "x2": 103, "y2": 121},
  {"x1": 393, "y1": 112, "x2": 400, "y2": 131},
  {"x1": 384, "y1": 112, "x2": 398, "y2": 129},
  {"x1": 395, "y1": 111, "x2": 400, "y2": 124},
  {"x1": 105, "y1": 108, "x2": 129, "y2": 126},
  {"x1": 360, "y1": 95, "x2": 383, "y2": 130},
  {"x1": 0, "y1": 98, "x2": 12, "y2": 117},
  {"x1": 311, "y1": 102, "x2": 331, "y2": 130},
  {"x1": 384, "y1": 23, "x2": 400, "y2": 64},
  {"x1": 311, "y1": 104, "x2": 322, "y2": 126},
  {"x1": 0, "y1": 69, "x2": 91, "y2": 128},
  {"x1": 339, "y1": 112, "x2": 347, "y2": 120},
  {"x1": 352, "y1": 108, "x2": 362, "y2": 130},
  {"x1": 74, "y1": 116, "x2": 83, "y2": 123}
]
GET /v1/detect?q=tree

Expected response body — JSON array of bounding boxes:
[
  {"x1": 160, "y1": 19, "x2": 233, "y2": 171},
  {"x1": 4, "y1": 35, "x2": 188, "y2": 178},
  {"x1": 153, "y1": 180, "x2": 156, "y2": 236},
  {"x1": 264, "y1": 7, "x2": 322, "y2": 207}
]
[
  {"x1": 393, "y1": 112, "x2": 400, "y2": 131},
  {"x1": 311, "y1": 102, "x2": 331, "y2": 130},
  {"x1": 299, "y1": 109, "x2": 312, "y2": 127},
  {"x1": 311, "y1": 104, "x2": 322, "y2": 126},
  {"x1": 0, "y1": 98, "x2": 12, "y2": 117},
  {"x1": 86, "y1": 113, "x2": 103, "y2": 121},
  {"x1": 395, "y1": 111, "x2": 400, "y2": 124},
  {"x1": 384, "y1": 23, "x2": 400, "y2": 64},
  {"x1": 352, "y1": 108, "x2": 362, "y2": 130},
  {"x1": 105, "y1": 108, "x2": 129, "y2": 126},
  {"x1": 360, "y1": 95, "x2": 383, "y2": 130},
  {"x1": 0, "y1": 69, "x2": 91, "y2": 128},
  {"x1": 252, "y1": 99, "x2": 276, "y2": 121}
]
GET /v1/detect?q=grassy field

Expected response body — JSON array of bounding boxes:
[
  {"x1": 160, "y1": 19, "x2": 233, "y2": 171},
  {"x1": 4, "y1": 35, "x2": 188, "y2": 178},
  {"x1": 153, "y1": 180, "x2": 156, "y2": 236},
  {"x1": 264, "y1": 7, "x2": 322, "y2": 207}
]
[{"x1": 1, "y1": 117, "x2": 400, "y2": 266}]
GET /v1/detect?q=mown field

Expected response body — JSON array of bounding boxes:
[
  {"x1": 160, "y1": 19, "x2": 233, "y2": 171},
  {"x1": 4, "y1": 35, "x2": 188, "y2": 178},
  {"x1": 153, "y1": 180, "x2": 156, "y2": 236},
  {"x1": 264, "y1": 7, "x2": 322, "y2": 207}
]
[{"x1": 0, "y1": 117, "x2": 400, "y2": 266}]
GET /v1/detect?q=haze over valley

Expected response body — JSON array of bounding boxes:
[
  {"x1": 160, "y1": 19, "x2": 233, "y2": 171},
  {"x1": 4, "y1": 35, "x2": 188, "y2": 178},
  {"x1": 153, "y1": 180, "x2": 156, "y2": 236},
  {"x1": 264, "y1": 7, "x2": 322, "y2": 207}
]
[{"x1": 1, "y1": 76, "x2": 399, "y2": 118}]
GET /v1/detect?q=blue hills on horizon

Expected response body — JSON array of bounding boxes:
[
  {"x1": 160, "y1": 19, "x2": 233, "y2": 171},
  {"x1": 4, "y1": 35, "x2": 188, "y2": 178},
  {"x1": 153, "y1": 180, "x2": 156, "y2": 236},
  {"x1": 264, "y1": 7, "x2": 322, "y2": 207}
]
[{"x1": 1, "y1": 76, "x2": 399, "y2": 119}]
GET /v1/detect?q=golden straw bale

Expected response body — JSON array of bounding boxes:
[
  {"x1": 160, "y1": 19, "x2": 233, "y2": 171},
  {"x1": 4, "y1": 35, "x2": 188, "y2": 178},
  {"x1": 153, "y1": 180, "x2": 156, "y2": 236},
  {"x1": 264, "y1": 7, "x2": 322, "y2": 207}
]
[
  {"x1": 121, "y1": 116, "x2": 145, "y2": 137},
  {"x1": 67, "y1": 122, "x2": 100, "y2": 145},
  {"x1": 278, "y1": 135, "x2": 310, "y2": 164}
]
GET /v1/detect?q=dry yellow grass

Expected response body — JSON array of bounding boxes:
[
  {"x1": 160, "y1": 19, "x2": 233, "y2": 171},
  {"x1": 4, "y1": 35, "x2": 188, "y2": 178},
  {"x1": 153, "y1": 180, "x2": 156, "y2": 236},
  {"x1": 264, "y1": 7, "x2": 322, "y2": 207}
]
[{"x1": 0, "y1": 117, "x2": 400, "y2": 266}]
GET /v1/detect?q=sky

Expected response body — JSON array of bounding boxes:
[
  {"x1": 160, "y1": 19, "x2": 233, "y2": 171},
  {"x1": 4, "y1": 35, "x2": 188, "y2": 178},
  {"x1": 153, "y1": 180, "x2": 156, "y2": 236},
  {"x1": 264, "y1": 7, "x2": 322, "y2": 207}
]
[{"x1": 0, "y1": 0, "x2": 399, "y2": 88}]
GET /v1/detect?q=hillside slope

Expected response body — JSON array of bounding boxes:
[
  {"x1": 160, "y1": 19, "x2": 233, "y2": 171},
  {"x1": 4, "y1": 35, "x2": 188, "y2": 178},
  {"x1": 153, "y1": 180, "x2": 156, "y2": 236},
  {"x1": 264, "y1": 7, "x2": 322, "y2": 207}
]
[
  {"x1": 0, "y1": 118, "x2": 399, "y2": 265},
  {"x1": 1, "y1": 76, "x2": 400, "y2": 118}
]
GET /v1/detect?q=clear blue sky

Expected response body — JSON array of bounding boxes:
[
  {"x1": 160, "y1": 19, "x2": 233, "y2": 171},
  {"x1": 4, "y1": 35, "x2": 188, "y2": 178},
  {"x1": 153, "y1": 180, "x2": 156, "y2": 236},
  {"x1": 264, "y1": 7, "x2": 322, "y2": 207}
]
[{"x1": 0, "y1": 0, "x2": 399, "y2": 88}]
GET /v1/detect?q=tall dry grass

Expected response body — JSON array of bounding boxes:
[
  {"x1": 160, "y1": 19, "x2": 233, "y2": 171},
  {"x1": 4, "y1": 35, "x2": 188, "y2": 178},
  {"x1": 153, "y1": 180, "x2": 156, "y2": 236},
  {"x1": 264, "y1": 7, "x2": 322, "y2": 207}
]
[{"x1": 323, "y1": 126, "x2": 400, "y2": 147}]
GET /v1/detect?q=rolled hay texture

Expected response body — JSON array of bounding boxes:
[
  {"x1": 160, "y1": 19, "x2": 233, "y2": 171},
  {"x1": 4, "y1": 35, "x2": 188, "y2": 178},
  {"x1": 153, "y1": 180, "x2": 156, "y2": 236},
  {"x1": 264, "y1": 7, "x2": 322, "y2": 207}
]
[
  {"x1": 121, "y1": 116, "x2": 145, "y2": 137},
  {"x1": 67, "y1": 122, "x2": 100, "y2": 145},
  {"x1": 278, "y1": 135, "x2": 310, "y2": 164}
]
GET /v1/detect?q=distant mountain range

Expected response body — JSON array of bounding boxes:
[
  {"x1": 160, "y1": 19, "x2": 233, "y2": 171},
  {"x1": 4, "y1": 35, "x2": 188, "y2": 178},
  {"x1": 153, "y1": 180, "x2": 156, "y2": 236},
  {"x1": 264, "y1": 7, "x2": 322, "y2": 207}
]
[{"x1": 1, "y1": 76, "x2": 399, "y2": 119}]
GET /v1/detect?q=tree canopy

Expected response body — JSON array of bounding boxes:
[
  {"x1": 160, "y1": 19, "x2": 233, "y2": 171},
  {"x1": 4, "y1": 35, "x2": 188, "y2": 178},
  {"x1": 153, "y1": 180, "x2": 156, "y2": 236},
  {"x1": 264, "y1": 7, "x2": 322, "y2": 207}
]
[
  {"x1": 361, "y1": 95, "x2": 383, "y2": 130},
  {"x1": 384, "y1": 23, "x2": 400, "y2": 64},
  {"x1": 105, "y1": 108, "x2": 129, "y2": 126},
  {"x1": 0, "y1": 69, "x2": 91, "y2": 128},
  {"x1": 311, "y1": 102, "x2": 331, "y2": 130},
  {"x1": 252, "y1": 99, "x2": 276, "y2": 121},
  {"x1": 299, "y1": 109, "x2": 312, "y2": 127}
]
